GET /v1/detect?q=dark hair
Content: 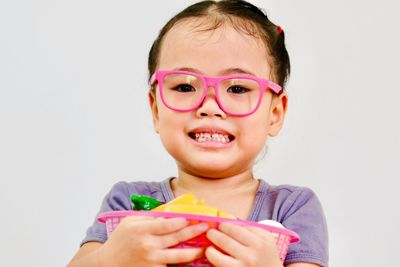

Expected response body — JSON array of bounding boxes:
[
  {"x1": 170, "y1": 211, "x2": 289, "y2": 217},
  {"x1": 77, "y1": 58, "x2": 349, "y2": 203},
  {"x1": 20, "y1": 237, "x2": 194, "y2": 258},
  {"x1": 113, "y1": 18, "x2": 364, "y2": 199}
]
[{"x1": 148, "y1": 0, "x2": 290, "y2": 91}]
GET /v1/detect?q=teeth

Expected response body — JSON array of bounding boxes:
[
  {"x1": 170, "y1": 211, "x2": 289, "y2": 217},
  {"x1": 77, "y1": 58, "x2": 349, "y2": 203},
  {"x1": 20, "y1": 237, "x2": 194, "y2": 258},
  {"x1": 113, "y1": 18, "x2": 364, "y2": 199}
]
[{"x1": 194, "y1": 132, "x2": 230, "y2": 143}]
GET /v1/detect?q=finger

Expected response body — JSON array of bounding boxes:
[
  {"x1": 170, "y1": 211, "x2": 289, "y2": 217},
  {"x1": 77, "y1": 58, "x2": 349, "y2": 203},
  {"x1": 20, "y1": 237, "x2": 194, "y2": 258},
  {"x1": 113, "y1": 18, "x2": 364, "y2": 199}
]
[
  {"x1": 160, "y1": 222, "x2": 209, "y2": 248},
  {"x1": 246, "y1": 226, "x2": 277, "y2": 242},
  {"x1": 120, "y1": 215, "x2": 156, "y2": 223},
  {"x1": 145, "y1": 217, "x2": 189, "y2": 235},
  {"x1": 153, "y1": 247, "x2": 205, "y2": 264},
  {"x1": 114, "y1": 215, "x2": 156, "y2": 233},
  {"x1": 121, "y1": 216, "x2": 188, "y2": 235},
  {"x1": 218, "y1": 222, "x2": 256, "y2": 247},
  {"x1": 205, "y1": 246, "x2": 238, "y2": 267},
  {"x1": 246, "y1": 226, "x2": 281, "y2": 253},
  {"x1": 206, "y1": 228, "x2": 245, "y2": 258}
]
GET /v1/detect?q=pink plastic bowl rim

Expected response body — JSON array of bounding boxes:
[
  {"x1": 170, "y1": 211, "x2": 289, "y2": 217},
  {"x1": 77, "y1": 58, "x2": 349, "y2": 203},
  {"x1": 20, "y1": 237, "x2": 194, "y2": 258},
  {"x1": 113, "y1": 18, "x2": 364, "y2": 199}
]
[{"x1": 98, "y1": 210, "x2": 300, "y2": 244}]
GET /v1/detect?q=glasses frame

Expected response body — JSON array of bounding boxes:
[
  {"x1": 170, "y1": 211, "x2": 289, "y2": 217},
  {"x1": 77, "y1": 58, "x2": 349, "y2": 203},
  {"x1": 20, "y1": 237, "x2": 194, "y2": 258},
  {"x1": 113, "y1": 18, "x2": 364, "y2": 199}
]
[{"x1": 150, "y1": 70, "x2": 282, "y2": 117}]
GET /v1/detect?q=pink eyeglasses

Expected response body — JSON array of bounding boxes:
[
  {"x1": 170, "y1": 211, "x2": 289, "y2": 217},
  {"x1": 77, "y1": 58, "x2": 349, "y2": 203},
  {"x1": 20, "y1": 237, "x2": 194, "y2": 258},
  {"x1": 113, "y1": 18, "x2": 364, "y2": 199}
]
[{"x1": 150, "y1": 70, "x2": 282, "y2": 117}]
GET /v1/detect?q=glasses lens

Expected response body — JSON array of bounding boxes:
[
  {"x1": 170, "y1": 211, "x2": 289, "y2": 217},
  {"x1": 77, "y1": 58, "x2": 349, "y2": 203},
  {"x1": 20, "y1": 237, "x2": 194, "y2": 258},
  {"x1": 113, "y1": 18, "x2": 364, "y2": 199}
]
[
  {"x1": 161, "y1": 73, "x2": 204, "y2": 110},
  {"x1": 218, "y1": 78, "x2": 261, "y2": 115}
]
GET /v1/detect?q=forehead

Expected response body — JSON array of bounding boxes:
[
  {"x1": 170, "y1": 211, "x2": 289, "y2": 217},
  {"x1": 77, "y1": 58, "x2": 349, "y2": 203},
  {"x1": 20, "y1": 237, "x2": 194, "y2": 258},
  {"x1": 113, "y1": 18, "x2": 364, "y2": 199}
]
[{"x1": 158, "y1": 18, "x2": 271, "y2": 77}]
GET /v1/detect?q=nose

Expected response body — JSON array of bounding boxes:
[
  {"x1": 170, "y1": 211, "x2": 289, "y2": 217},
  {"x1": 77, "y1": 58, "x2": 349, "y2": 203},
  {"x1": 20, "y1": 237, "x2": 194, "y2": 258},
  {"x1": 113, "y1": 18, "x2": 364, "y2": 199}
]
[{"x1": 195, "y1": 87, "x2": 227, "y2": 119}]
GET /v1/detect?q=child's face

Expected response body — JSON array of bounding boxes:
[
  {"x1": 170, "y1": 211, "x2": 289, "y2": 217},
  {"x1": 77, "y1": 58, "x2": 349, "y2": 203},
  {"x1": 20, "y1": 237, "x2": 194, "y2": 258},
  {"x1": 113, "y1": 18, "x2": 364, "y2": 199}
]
[{"x1": 149, "y1": 19, "x2": 287, "y2": 178}]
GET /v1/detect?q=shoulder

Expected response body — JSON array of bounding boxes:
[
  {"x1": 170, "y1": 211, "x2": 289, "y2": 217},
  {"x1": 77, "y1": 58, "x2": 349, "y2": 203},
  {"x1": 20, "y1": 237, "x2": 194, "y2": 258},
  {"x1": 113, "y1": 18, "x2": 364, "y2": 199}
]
[
  {"x1": 256, "y1": 182, "x2": 325, "y2": 224},
  {"x1": 109, "y1": 180, "x2": 165, "y2": 195},
  {"x1": 266, "y1": 184, "x2": 319, "y2": 210},
  {"x1": 266, "y1": 183, "x2": 316, "y2": 199},
  {"x1": 260, "y1": 183, "x2": 320, "y2": 217},
  {"x1": 104, "y1": 179, "x2": 168, "y2": 208},
  {"x1": 264, "y1": 183, "x2": 327, "y2": 224}
]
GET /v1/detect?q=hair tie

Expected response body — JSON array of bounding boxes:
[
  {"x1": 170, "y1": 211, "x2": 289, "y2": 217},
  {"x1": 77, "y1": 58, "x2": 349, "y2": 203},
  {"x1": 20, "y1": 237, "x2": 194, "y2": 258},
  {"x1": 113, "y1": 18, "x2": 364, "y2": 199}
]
[{"x1": 277, "y1": 26, "x2": 283, "y2": 33}]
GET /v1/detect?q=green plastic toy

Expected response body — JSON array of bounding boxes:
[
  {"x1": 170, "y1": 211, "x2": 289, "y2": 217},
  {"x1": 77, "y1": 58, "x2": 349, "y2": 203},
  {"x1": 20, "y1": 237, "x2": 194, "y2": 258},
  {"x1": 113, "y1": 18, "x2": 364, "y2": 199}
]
[{"x1": 131, "y1": 194, "x2": 163, "y2": 210}]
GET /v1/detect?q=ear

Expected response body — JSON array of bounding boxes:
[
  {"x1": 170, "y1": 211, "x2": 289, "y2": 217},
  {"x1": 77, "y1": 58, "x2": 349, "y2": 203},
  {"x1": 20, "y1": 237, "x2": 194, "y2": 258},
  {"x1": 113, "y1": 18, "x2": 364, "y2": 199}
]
[
  {"x1": 148, "y1": 90, "x2": 160, "y2": 133},
  {"x1": 267, "y1": 92, "x2": 288, "y2": 137}
]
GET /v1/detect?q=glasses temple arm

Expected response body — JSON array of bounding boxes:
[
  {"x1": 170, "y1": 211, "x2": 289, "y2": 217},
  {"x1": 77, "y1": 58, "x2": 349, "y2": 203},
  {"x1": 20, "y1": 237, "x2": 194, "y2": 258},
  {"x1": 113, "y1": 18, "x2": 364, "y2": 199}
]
[{"x1": 150, "y1": 74, "x2": 157, "y2": 85}]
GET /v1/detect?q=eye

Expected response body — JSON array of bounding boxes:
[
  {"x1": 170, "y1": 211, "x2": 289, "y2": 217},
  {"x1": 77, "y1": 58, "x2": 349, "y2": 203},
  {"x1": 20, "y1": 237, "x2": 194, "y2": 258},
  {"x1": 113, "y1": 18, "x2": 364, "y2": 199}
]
[
  {"x1": 227, "y1": 86, "x2": 250, "y2": 94},
  {"x1": 173, "y1": 84, "x2": 196, "y2": 92}
]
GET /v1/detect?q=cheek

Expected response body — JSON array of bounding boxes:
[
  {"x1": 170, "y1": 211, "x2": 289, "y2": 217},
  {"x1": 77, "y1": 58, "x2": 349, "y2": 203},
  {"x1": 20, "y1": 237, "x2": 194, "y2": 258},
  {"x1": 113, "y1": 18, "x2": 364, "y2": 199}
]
[
  {"x1": 237, "y1": 112, "x2": 270, "y2": 147},
  {"x1": 247, "y1": 105, "x2": 271, "y2": 130},
  {"x1": 157, "y1": 115, "x2": 179, "y2": 155},
  {"x1": 157, "y1": 107, "x2": 188, "y2": 140},
  {"x1": 242, "y1": 125, "x2": 268, "y2": 148}
]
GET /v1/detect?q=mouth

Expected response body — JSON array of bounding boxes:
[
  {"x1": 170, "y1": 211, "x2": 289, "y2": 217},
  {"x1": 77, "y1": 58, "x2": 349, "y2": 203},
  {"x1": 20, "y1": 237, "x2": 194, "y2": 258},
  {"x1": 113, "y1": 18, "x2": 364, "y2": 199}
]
[{"x1": 188, "y1": 129, "x2": 235, "y2": 144}]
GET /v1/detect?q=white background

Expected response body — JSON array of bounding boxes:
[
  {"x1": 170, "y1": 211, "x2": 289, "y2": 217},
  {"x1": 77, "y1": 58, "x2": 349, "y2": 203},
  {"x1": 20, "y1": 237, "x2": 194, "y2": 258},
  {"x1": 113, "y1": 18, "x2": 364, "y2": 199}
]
[{"x1": 1, "y1": 0, "x2": 399, "y2": 266}]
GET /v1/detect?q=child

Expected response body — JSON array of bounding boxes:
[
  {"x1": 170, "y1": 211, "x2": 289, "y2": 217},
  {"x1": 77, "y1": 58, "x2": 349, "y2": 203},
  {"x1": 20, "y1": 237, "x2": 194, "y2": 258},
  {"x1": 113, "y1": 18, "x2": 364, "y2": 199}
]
[{"x1": 68, "y1": 1, "x2": 328, "y2": 266}]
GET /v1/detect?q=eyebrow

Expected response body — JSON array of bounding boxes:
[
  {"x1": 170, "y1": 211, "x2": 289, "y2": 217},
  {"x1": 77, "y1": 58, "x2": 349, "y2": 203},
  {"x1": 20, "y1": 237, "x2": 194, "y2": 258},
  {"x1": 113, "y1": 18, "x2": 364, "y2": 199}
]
[{"x1": 173, "y1": 67, "x2": 257, "y2": 76}]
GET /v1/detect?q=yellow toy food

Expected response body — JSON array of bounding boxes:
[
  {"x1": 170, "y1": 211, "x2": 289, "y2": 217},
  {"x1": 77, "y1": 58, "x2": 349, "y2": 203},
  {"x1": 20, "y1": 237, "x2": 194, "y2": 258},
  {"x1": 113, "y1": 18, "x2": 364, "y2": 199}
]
[{"x1": 152, "y1": 194, "x2": 236, "y2": 219}]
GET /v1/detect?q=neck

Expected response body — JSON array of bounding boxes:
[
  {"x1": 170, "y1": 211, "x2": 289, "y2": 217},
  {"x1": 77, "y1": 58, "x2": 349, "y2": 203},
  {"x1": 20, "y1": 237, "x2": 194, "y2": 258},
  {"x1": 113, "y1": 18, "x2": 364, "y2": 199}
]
[{"x1": 171, "y1": 168, "x2": 259, "y2": 197}]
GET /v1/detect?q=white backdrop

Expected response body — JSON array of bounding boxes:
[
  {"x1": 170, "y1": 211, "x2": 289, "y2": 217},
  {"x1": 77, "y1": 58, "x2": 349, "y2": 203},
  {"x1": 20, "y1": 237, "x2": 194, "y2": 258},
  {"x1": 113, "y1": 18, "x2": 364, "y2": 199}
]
[{"x1": 1, "y1": 1, "x2": 399, "y2": 266}]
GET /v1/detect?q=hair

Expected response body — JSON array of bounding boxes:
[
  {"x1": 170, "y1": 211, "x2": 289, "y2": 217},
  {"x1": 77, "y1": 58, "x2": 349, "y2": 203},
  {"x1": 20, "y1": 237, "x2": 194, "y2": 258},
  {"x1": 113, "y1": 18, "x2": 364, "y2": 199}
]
[{"x1": 148, "y1": 0, "x2": 290, "y2": 92}]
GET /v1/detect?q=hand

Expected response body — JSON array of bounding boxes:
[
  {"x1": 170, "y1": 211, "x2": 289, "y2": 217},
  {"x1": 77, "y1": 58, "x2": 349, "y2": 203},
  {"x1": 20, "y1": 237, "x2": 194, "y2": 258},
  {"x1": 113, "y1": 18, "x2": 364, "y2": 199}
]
[
  {"x1": 205, "y1": 222, "x2": 283, "y2": 267},
  {"x1": 98, "y1": 216, "x2": 209, "y2": 267}
]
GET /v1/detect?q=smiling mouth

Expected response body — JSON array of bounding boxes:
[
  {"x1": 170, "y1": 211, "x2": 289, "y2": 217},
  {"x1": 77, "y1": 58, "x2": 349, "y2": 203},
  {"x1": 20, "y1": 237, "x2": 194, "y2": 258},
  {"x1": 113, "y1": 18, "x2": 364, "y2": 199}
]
[{"x1": 188, "y1": 131, "x2": 235, "y2": 144}]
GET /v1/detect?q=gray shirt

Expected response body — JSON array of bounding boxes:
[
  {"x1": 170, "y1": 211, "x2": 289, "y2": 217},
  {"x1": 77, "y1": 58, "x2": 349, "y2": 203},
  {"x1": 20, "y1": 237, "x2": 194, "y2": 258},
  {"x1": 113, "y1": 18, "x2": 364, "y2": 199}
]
[{"x1": 82, "y1": 178, "x2": 329, "y2": 266}]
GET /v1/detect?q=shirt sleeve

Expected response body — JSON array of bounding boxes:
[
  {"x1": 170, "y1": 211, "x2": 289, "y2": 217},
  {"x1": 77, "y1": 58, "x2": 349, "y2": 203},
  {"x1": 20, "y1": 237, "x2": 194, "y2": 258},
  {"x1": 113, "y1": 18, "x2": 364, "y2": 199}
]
[
  {"x1": 280, "y1": 187, "x2": 329, "y2": 267},
  {"x1": 80, "y1": 181, "x2": 132, "y2": 246}
]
